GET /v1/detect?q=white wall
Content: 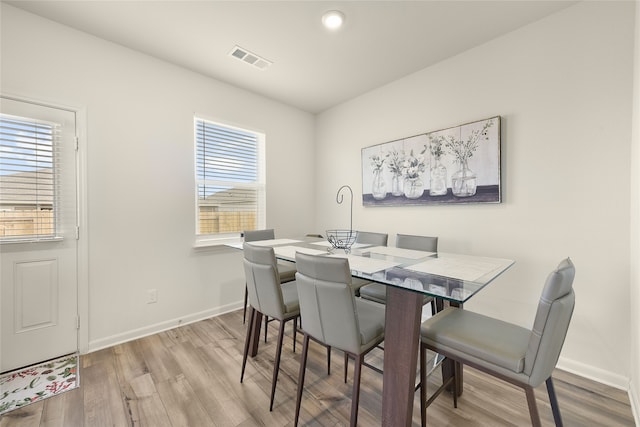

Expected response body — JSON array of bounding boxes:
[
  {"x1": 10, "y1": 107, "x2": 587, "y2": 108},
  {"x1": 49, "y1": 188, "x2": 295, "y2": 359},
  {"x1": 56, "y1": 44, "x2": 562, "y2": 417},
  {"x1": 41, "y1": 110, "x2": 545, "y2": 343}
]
[
  {"x1": 316, "y1": 2, "x2": 635, "y2": 388},
  {"x1": 630, "y1": 0, "x2": 640, "y2": 422},
  {"x1": 0, "y1": 4, "x2": 316, "y2": 350}
]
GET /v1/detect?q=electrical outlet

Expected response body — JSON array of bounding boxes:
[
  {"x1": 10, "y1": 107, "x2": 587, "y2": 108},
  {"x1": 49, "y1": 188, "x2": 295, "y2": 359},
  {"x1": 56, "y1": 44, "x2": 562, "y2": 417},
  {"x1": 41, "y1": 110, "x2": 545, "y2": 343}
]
[{"x1": 147, "y1": 289, "x2": 158, "y2": 304}]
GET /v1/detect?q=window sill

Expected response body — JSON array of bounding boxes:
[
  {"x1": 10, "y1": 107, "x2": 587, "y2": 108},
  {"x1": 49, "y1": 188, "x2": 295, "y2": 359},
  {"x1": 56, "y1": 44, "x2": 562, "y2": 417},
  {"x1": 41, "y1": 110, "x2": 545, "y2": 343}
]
[
  {"x1": 1, "y1": 236, "x2": 64, "y2": 245},
  {"x1": 194, "y1": 236, "x2": 242, "y2": 249}
]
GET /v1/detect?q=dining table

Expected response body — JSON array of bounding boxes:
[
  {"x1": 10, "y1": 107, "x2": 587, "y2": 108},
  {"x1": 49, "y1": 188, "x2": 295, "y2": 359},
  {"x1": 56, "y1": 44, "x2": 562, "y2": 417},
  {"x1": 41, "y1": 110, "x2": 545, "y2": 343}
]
[{"x1": 230, "y1": 237, "x2": 514, "y2": 426}]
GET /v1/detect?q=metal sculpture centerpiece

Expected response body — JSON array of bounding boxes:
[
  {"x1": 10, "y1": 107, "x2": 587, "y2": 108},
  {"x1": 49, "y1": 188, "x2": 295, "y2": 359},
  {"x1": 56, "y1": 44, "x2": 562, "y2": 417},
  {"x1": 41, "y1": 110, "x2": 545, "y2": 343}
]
[{"x1": 326, "y1": 185, "x2": 358, "y2": 253}]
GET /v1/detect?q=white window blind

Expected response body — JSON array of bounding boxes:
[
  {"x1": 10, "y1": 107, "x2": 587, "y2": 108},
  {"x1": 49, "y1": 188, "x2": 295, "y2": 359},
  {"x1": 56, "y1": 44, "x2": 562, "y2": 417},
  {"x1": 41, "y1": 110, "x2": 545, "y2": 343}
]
[
  {"x1": 0, "y1": 114, "x2": 60, "y2": 241},
  {"x1": 195, "y1": 117, "x2": 265, "y2": 238}
]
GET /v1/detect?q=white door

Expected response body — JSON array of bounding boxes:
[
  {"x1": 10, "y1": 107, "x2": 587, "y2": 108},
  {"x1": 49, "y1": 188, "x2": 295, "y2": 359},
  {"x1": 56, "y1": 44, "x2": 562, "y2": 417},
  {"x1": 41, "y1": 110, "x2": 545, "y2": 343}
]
[{"x1": 0, "y1": 97, "x2": 78, "y2": 372}]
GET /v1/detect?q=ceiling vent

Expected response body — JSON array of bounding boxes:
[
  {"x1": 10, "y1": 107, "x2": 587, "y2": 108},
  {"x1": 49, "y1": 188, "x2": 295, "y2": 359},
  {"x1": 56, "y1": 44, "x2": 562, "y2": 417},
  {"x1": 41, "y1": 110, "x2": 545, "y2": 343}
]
[{"x1": 229, "y1": 45, "x2": 272, "y2": 70}]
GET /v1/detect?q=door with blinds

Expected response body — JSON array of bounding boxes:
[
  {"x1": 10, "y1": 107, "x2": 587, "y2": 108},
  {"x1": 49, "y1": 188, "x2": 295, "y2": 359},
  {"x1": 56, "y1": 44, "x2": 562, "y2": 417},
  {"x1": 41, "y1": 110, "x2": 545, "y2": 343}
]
[{"x1": 0, "y1": 97, "x2": 78, "y2": 372}]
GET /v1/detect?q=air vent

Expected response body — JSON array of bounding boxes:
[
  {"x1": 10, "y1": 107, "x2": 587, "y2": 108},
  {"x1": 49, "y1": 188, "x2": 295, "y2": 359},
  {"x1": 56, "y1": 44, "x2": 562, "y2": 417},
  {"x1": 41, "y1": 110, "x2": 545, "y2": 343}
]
[{"x1": 228, "y1": 45, "x2": 272, "y2": 70}]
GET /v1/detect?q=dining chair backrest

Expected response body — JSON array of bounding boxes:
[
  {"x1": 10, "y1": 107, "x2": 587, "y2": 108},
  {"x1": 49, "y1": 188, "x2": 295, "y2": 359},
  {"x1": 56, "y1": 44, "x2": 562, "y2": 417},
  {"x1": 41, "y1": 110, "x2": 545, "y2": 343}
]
[
  {"x1": 396, "y1": 233, "x2": 438, "y2": 252},
  {"x1": 295, "y1": 253, "x2": 362, "y2": 355},
  {"x1": 243, "y1": 243, "x2": 286, "y2": 320},
  {"x1": 356, "y1": 231, "x2": 388, "y2": 246},
  {"x1": 525, "y1": 257, "x2": 575, "y2": 386},
  {"x1": 244, "y1": 228, "x2": 275, "y2": 242}
]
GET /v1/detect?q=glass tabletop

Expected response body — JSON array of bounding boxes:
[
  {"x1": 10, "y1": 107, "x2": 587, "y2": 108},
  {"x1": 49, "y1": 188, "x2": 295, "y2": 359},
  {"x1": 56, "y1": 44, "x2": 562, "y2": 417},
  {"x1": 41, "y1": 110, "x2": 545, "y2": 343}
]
[{"x1": 231, "y1": 237, "x2": 514, "y2": 304}]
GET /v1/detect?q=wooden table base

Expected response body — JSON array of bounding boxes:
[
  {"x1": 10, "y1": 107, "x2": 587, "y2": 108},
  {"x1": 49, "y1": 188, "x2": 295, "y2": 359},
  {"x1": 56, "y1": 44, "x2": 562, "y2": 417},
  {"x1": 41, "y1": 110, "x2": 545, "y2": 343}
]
[{"x1": 381, "y1": 286, "x2": 423, "y2": 426}]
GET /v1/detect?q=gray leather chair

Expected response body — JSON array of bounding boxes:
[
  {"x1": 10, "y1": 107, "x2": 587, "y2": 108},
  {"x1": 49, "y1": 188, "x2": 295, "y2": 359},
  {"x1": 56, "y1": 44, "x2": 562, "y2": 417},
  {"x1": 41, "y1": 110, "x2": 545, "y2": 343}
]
[
  {"x1": 350, "y1": 231, "x2": 389, "y2": 296},
  {"x1": 359, "y1": 234, "x2": 437, "y2": 313},
  {"x1": 419, "y1": 258, "x2": 576, "y2": 427},
  {"x1": 396, "y1": 233, "x2": 438, "y2": 252},
  {"x1": 242, "y1": 229, "x2": 296, "y2": 325},
  {"x1": 294, "y1": 253, "x2": 385, "y2": 427},
  {"x1": 240, "y1": 243, "x2": 299, "y2": 411},
  {"x1": 355, "y1": 230, "x2": 388, "y2": 246}
]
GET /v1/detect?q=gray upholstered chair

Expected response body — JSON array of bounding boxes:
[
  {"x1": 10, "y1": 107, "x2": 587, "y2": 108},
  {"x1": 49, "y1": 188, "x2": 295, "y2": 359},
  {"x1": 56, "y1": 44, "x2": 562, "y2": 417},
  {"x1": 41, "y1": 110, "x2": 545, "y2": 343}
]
[
  {"x1": 396, "y1": 233, "x2": 438, "y2": 252},
  {"x1": 240, "y1": 243, "x2": 299, "y2": 411},
  {"x1": 355, "y1": 230, "x2": 388, "y2": 246},
  {"x1": 359, "y1": 234, "x2": 437, "y2": 313},
  {"x1": 419, "y1": 258, "x2": 576, "y2": 427},
  {"x1": 242, "y1": 229, "x2": 296, "y2": 325},
  {"x1": 294, "y1": 253, "x2": 385, "y2": 427},
  {"x1": 350, "y1": 231, "x2": 389, "y2": 296}
]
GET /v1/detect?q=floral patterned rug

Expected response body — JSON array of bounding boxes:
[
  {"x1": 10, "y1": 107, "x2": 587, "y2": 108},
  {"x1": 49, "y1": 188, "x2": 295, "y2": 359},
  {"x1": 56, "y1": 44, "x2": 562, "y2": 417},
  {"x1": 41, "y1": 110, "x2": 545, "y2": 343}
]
[{"x1": 0, "y1": 354, "x2": 79, "y2": 416}]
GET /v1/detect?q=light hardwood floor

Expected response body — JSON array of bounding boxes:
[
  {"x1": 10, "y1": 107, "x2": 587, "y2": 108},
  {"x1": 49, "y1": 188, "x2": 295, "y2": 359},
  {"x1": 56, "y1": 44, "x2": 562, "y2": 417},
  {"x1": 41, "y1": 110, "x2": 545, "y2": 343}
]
[{"x1": 1, "y1": 309, "x2": 635, "y2": 426}]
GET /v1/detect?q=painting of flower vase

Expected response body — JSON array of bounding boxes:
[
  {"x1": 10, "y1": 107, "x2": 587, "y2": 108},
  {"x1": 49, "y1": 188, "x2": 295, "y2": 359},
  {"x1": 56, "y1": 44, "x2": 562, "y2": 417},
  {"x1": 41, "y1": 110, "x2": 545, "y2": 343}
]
[{"x1": 361, "y1": 116, "x2": 501, "y2": 206}]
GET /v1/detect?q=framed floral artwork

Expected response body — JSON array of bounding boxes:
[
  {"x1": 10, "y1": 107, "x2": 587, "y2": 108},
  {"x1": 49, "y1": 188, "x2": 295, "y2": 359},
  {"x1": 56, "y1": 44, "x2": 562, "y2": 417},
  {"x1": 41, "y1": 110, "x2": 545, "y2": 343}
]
[{"x1": 361, "y1": 116, "x2": 501, "y2": 206}]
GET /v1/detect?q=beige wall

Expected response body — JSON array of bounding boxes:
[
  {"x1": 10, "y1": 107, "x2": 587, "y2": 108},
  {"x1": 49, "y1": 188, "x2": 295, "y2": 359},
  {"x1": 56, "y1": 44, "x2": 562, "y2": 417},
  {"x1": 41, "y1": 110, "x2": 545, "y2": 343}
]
[
  {"x1": 1, "y1": 4, "x2": 316, "y2": 350},
  {"x1": 316, "y1": 1, "x2": 635, "y2": 389},
  {"x1": 630, "y1": 0, "x2": 640, "y2": 421}
]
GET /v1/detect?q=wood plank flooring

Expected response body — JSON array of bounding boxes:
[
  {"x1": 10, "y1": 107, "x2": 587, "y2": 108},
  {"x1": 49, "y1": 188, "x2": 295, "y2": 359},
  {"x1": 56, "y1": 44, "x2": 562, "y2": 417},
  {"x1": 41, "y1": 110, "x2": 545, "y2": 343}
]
[{"x1": 1, "y1": 309, "x2": 635, "y2": 426}]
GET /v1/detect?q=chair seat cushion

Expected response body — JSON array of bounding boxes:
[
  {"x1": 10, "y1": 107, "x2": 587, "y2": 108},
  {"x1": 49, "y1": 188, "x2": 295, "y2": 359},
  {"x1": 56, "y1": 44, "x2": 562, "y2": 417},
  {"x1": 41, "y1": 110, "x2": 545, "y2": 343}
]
[
  {"x1": 358, "y1": 283, "x2": 387, "y2": 304},
  {"x1": 351, "y1": 277, "x2": 373, "y2": 295},
  {"x1": 355, "y1": 298, "x2": 385, "y2": 349},
  {"x1": 421, "y1": 307, "x2": 530, "y2": 373},
  {"x1": 359, "y1": 283, "x2": 433, "y2": 305},
  {"x1": 281, "y1": 281, "x2": 300, "y2": 316},
  {"x1": 277, "y1": 262, "x2": 297, "y2": 283}
]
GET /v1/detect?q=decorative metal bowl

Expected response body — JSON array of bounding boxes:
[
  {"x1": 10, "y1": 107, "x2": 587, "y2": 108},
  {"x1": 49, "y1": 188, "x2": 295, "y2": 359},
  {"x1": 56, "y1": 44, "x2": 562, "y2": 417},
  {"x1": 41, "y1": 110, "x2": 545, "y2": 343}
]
[{"x1": 326, "y1": 229, "x2": 358, "y2": 253}]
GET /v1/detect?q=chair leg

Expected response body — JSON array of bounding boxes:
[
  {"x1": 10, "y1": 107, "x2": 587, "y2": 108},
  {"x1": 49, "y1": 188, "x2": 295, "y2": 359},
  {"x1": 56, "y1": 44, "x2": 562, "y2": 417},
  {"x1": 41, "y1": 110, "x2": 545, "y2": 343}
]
[
  {"x1": 269, "y1": 320, "x2": 286, "y2": 411},
  {"x1": 240, "y1": 307, "x2": 255, "y2": 383},
  {"x1": 430, "y1": 298, "x2": 437, "y2": 316},
  {"x1": 264, "y1": 315, "x2": 269, "y2": 342},
  {"x1": 451, "y1": 359, "x2": 458, "y2": 408},
  {"x1": 350, "y1": 354, "x2": 363, "y2": 427},
  {"x1": 344, "y1": 352, "x2": 349, "y2": 383},
  {"x1": 243, "y1": 286, "x2": 248, "y2": 324},
  {"x1": 525, "y1": 386, "x2": 542, "y2": 427},
  {"x1": 294, "y1": 334, "x2": 311, "y2": 427},
  {"x1": 546, "y1": 377, "x2": 563, "y2": 427},
  {"x1": 327, "y1": 345, "x2": 331, "y2": 375},
  {"x1": 419, "y1": 342, "x2": 427, "y2": 427},
  {"x1": 293, "y1": 316, "x2": 298, "y2": 353}
]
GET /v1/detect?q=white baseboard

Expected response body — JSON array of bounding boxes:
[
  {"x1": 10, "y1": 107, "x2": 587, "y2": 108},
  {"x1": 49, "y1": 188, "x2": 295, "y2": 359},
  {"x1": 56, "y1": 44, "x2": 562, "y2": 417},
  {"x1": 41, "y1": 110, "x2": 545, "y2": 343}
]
[
  {"x1": 557, "y1": 356, "x2": 630, "y2": 390},
  {"x1": 87, "y1": 301, "x2": 242, "y2": 353},
  {"x1": 557, "y1": 357, "x2": 639, "y2": 424}
]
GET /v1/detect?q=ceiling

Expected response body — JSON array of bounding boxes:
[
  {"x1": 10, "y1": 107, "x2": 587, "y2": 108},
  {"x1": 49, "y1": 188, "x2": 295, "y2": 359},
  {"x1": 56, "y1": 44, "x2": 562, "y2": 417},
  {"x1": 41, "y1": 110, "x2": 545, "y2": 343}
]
[{"x1": 6, "y1": 1, "x2": 578, "y2": 113}]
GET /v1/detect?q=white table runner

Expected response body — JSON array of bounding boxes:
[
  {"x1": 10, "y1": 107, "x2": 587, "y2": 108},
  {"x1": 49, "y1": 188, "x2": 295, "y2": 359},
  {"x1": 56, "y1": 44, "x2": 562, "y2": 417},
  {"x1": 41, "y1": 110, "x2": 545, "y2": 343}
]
[
  {"x1": 406, "y1": 256, "x2": 510, "y2": 282},
  {"x1": 364, "y1": 246, "x2": 435, "y2": 260},
  {"x1": 328, "y1": 253, "x2": 401, "y2": 274}
]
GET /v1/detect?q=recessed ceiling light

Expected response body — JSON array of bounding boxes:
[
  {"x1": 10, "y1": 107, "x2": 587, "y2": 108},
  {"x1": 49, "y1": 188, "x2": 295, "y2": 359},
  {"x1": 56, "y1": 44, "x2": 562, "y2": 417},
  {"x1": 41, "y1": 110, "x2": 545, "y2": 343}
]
[{"x1": 322, "y1": 10, "x2": 345, "y2": 30}]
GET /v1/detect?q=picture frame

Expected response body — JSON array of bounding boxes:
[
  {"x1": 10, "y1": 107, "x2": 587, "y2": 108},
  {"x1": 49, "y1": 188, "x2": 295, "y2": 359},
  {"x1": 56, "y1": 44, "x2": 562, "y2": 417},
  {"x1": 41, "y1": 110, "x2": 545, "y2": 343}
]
[{"x1": 361, "y1": 116, "x2": 501, "y2": 206}]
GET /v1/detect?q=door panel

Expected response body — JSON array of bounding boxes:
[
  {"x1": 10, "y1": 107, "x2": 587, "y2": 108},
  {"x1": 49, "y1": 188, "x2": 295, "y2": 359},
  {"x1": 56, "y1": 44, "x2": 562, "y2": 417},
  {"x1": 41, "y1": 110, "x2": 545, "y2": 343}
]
[
  {"x1": 0, "y1": 97, "x2": 78, "y2": 372},
  {"x1": 15, "y1": 258, "x2": 59, "y2": 331}
]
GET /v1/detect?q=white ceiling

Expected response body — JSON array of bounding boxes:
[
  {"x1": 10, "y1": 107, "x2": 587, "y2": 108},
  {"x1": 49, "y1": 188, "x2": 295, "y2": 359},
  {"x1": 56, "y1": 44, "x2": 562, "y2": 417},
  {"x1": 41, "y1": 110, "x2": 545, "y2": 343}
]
[{"x1": 6, "y1": 1, "x2": 578, "y2": 113}]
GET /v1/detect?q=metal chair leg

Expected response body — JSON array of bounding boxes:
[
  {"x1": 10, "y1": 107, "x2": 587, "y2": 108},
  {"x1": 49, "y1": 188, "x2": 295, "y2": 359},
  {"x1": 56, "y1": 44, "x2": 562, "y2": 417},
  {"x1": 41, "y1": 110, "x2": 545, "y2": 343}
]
[
  {"x1": 419, "y1": 342, "x2": 427, "y2": 427},
  {"x1": 350, "y1": 354, "x2": 363, "y2": 427},
  {"x1": 525, "y1": 386, "x2": 542, "y2": 427},
  {"x1": 344, "y1": 352, "x2": 349, "y2": 383},
  {"x1": 269, "y1": 320, "x2": 286, "y2": 411},
  {"x1": 240, "y1": 307, "x2": 255, "y2": 382},
  {"x1": 264, "y1": 315, "x2": 269, "y2": 342},
  {"x1": 294, "y1": 334, "x2": 311, "y2": 427},
  {"x1": 293, "y1": 316, "x2": 297, "y2": 353},
  {"x1": 243, "y1": 286, "x2": 248, "y2": 324},
  {"x1": 546, "y1": 377, "x2": 564, "y2": 427}
]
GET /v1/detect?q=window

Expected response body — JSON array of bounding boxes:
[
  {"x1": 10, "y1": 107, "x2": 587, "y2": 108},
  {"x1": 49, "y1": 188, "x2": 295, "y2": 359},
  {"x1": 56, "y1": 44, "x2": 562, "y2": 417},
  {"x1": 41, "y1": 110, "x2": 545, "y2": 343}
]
[
  {"x1": 0, "y1": 114, "x2": 59, "y2": 241},
  {"x1": 195, "y1": 117, "x2": 265, "y2": 241}
]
